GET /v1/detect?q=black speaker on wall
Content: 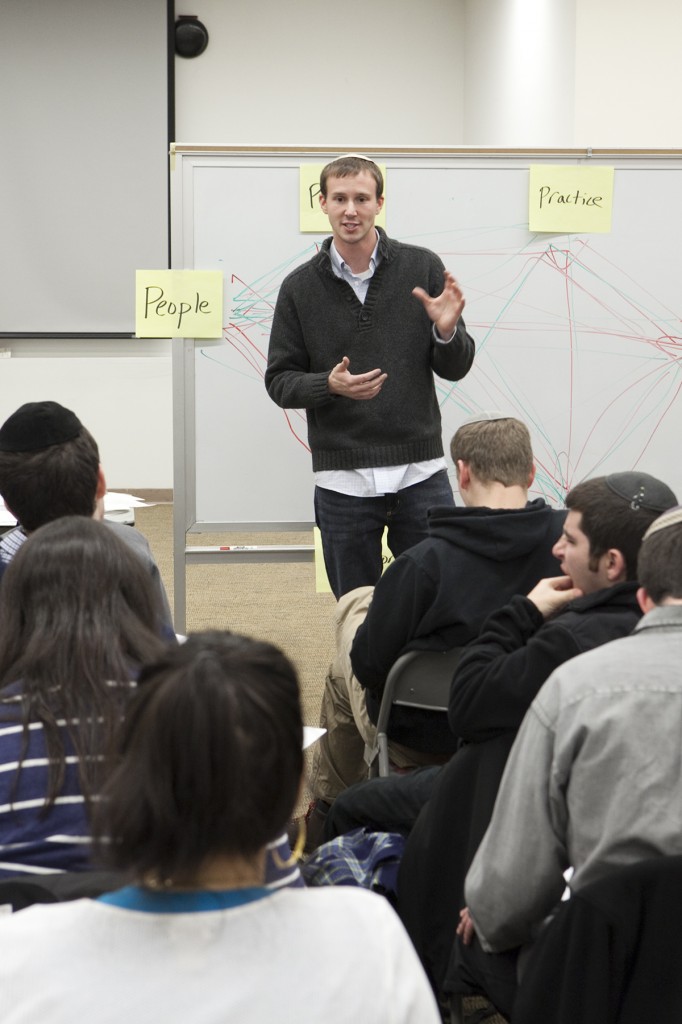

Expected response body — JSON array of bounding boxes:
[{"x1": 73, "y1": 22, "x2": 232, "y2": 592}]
[{"x1": 175, "y1": 15, "x2": 209, "y2": 58}]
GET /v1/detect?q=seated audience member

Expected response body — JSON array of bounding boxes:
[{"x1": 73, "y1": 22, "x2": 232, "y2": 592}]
[
  {"x1": 397, "y1": 470, "x2": 677, "y2": 999},
  {"x1": 0, "y1": 632, "x2": 441, "y2": 1024},
  {"x1": 453, "y1": 501, "x2": 682, "y2": 1020},
  {"x1": 0, "y1": 401, "x2": 173, "y2": 635},
  {"x1": 0, "y1": 517, "x2": 167, "y2": 876},
  {"x1": 309, "y1": 414, "x2": 566, "y2": 840}
]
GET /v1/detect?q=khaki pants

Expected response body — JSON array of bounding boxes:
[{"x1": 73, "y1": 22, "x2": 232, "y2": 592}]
[{"x1": 309, "y1": 586, "x2": 429, "y2": 803}]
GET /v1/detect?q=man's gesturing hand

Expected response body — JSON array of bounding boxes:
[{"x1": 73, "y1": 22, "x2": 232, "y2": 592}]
[
  {"x1": 412, "y1": 270, "x2": 465, "y2": 340},
  {"x1": 328, "y1": 356, "x2": 387, "y2": 400}
]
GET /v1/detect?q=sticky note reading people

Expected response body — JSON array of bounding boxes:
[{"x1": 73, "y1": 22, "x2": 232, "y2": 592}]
[
  {"x1": 529, "y1": 165, "x2": 614, "y2": 233},
  {"x1": 135, "y1": 270, "x2": 223, "y2": 337}
]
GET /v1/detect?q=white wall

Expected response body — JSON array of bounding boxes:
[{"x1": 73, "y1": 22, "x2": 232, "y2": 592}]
[
  {"x1": 574, "y1": 0, "x2": 682, "y2": 147},
  {"x1": 0, "y1": 340, "x2": 172, "y2": 490},
  {"x1": 462, "y1": 0, "x2": 576, "y2": 145},
  {"x1": 174, "y1": 0, "x2": 466, "y2": 145}
]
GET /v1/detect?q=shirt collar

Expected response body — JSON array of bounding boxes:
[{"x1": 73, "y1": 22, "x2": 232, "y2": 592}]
[{"x1": 329, "y1": 230, "x2": 381, "y2": 278}]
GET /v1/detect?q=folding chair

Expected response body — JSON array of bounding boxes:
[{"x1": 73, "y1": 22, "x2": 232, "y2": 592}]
[{"x1": 366, "y1": 647, "x2": 463, "y2": 777}]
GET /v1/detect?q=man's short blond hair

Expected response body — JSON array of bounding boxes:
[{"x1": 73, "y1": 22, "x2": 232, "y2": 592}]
[{"x1": 450, "y1": 417, "x2": 533, "y2": 487}]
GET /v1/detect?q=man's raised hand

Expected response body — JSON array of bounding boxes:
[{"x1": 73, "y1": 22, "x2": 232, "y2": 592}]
[{"x1": 412, "y1": 270, "x2": 465, "y2": 340}]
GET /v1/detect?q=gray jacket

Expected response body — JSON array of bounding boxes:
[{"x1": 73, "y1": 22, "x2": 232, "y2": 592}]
[{"x1": 465, "y1": 604, "x2": 682, "y2": 952}]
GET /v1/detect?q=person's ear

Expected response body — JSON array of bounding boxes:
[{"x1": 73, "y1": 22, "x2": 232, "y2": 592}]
[
  {"x1": 527, "y1": 462, "x2": 536, "y2": 488},
  {"x1": 95, "y1": 465, "x2": 107, "y2": 500},
  {"x1": 457, "y1": 459, "x2": 470, "y2": 491},
  {"x1": 605, "y1": 548, "x2": 627, "y2": 583},
  {"x1": 636, "y1": 586, "x2": 656, "y2": 614}
]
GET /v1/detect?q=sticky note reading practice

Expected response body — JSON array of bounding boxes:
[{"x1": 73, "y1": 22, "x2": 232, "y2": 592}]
[
  {"x1": 529, "y1": 165, "x2": 614, "y2": 234},
  {"x1": 135, "y1": 270, "x2": 223, "y2": 338}
]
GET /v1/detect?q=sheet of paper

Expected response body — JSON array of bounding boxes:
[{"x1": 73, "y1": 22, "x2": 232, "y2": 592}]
[
  {"x1": 529, "y1": 165, "x2": 614, "y2": 233},
  {"x1": 1, "y1": 492, "x2": 152, "y2": 526},
  {"x1": 104, "y1": 491, "x2": 151, "y2": 511},
  {"x1": 136, "y1": 269, "x2": 223, "y2": 338},
  {"x1": 303, "y1": 726, "x2": 326, "y2": 750}
]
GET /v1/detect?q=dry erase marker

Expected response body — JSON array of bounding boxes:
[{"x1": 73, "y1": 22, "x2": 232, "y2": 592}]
[{"x1": 219, "y1": 545, "x2": 259, "y2": 551}]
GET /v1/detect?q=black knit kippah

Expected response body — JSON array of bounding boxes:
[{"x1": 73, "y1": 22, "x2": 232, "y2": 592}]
[
  {"x1": 604, "y1": 471, "x2": 677, "y2": 513},
  {"x1": 0, "y1": 401, "x2": 82, "y2": 453}
]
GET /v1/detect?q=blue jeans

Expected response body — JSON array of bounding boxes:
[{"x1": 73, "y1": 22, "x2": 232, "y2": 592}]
[{"x1": 314, "y1": 469, "x2": 454, "y2": 599}]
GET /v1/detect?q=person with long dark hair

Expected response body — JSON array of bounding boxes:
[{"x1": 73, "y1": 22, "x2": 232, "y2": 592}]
[
  {"x1": 0, "y1": 632, "x2": 440, "y2": 1023},
  {"x1": 0, "y1": 516, "x2": 167, "y2": 875}
]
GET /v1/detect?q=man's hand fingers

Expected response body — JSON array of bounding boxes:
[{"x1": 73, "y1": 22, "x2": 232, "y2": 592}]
[
  {"x1": 350, "y1": 372, "x2": 387, "y2": 399},
  {"x1": 329, "y1": 359, "x2": 386, "y2": 399}
]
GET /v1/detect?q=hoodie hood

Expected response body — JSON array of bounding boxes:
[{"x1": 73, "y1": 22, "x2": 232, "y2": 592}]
[{"x1": 427, "y1": 498, "x2": 566, "y2": 563}]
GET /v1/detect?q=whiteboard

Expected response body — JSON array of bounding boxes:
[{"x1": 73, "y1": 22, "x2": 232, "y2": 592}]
[{"x1": 171, "y1": 148, "x2": 682, "y2": 529}]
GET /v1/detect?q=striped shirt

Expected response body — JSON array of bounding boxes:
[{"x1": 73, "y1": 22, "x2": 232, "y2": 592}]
[
  {"x1": 0, "y1": 691, "x2": 94, "y2": 876},
  {"x1": 0, "y1": 686, "x2": 304, "y2": 887}
]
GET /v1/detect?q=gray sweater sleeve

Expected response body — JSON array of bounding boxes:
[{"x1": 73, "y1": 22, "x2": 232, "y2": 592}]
[{"x1": 264, "y1": 278, "x2": 337, "y2": 410}]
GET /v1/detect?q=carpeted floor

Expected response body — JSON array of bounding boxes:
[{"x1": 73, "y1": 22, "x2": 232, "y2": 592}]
[{"x1": 134, "y1": 503, "x2": 337, "y2": 811}]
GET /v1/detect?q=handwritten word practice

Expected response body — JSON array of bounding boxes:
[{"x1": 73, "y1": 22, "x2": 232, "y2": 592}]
[
  {"x1": 538, "y1": 187, "x2": 603, "y2": 208},
  {"x1": 528, "y1": 165, "x2": 614, "y2": 233},
  {"x1": 135, "y1": 270, "x2": 223, "y2": 338}
]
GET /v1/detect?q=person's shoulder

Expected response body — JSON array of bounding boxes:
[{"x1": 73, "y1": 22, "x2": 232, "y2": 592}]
[
  {"x1": 0, "y1": 897, "x2": 92, "y2": 941},
  {"x1": 278, "y1": 243, "x2": 332, "y2": 289},
  {"x1": 104, "y1": 520, "x2": 152, "y2": 555},
  {"x1": 560, "y1": 582, "x2": 639, "y2": 622},
  {"x1": 379, "y1": 230, "x2": 442, "y2": 268},
  {"x1": 548, "y1": 505, "x2": 568, "y2": 525},
  {"x1": 545, "y1": 583, "x2": 640, "y2": 648},
  {"x1": 276, "y1": 883, "x2": 397, "y2": 921},
  {"x1": 535, "y1": 626, "x2": 641, "y2": 718}
]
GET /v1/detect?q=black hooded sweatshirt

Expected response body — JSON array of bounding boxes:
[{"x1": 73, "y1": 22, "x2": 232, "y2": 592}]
[{"x1": 350, "y1": 498, "x2": 566, "y2": 752}]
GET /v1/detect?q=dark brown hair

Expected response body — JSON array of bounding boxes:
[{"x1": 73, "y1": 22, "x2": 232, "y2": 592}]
[
  {"x1": 0, "y1": 517, "x2": 167, "y2": 806},
  {"x1": 566, "y1": 477, "x2": 665, "y2": 580},
  {"x1": 0, "y1": 427, "x2": 100, "y2": 531},
  {"x1": 93, "y1": 631, "x2": 304, "y2": 884}
]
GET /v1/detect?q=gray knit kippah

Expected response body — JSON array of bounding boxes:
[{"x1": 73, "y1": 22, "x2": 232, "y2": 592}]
[
  {"x1": 643, "y1": 505, "x2": 682, "y2": 540},
  {"x1": 604, "y1": 471, "x2": 677, "y2": 513},
  {"x1": 0, "y1": 401, "x2": 82, "y2": 453}
]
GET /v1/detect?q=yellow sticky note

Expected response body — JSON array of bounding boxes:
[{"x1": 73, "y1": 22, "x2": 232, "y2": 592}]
[
  {"x1": 313, "y1": 527, "x2": 394, "y2": 594},
  {"x1": 528, "y1": 166, "x2": 614, "y2": 234},
  {"x1": 300, "y1": 163, "x2": 387, "y2": 233},
  {"x1": 136, "y1": 270, "x2": 223, "y2": 338}
]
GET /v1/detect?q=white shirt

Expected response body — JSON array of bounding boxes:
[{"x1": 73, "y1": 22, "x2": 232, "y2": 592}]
[{"x1": 0, "y1": 887, "x2": 440, "y2": 1024}]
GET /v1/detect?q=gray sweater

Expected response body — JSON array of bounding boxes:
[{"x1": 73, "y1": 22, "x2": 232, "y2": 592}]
[{"x1": 264, "y1": 229, "x2": 475, "y2": 472}]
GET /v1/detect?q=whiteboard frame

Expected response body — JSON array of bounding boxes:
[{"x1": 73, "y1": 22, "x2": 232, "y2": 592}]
[{"x1": 170, "y1": 145, "x2": 682, "y2": 631}]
